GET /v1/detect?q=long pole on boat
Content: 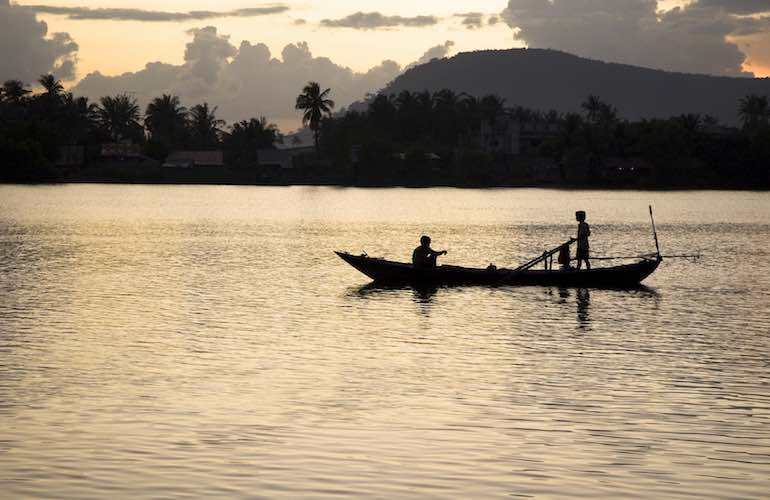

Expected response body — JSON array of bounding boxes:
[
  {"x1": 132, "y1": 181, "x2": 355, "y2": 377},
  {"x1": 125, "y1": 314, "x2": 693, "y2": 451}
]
[
  {"x1": 649, "y1": 205, "x2": 661, "y2": 259},
  {"x1": 497, "y1": 238, "x2": 575, "y2": 285}
]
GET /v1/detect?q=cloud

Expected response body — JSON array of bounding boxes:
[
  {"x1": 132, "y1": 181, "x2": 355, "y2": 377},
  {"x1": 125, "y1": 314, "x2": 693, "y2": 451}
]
[
  {"x1": 696, "y1": 0, "x2": 770, "y2": 15},
  {"x1": 408, "y1": 41, "x2": 455, "y2": 68},
  {"x1": 455, "y1": 12, "x2": 484, "y2": 29},
  {"x1": 0, "y1": 0, "x2": 78, "y2": 81},
  {"x1": 72, "y1": 27, "x2": 447, "y2": 129},
  {"x1": 320, "y1": 12, "x2": 438, "y2": 29},
  {"x1": 22, "y1": 4, "x2": 289, "y2": 22},
  {"x1": 501, "y1": 0, "x2": 767, "y2": 77}
]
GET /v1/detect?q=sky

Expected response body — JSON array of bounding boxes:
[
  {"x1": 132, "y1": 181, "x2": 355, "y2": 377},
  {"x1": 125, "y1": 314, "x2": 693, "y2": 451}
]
[{"x1": 3, "y1": 0, "x2": 770, "y2": 130}]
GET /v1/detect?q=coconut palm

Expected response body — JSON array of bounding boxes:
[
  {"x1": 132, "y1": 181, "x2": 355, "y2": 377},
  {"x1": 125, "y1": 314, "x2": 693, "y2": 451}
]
[
  {"x1": 38, "y1": 74, "x2": 64, "y2": 98},
  {"x1": 95, "y1": 94, "x2": 142, "y2": 142},
  {"x1": 368, "y1": 93, "x2": 396, "y2": 131},
  {"x1": 61, "y1": 93, "x2": 98, "y2": 143},
  {"x1": 480, "y1": 94, "x2": 506, "y2": 127},
  {"x1": 738, "y1": 94, "x2": 769, "y2": 131},
  {"x1": 582, "y1": 95, "x2": 604, "y2": 124},
  {"x1": 187, "y1": 102, "x2": 225, "y2": 148},
  {"x1": 222, "y1": 117, "x2": 279, "y2": 166},
  {"x1": 145, "y1": 94, "x2": 188, "y2": 147},
  {"x1": 295, "y1": 81, "x2": 335, "y2": 153},
  {"x1": 1, "y1": 80, "x2": 31, "y2": 103}
]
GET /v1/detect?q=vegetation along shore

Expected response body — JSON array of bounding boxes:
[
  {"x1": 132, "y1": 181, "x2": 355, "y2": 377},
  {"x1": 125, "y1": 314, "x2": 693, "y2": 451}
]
[{"x1": 1, "y1": 75, "x2": 768, "y2": 188}]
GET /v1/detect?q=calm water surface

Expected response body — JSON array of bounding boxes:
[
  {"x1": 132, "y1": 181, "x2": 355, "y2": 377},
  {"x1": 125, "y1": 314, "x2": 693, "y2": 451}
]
[{"x1": 1, "y1": 185, "x2": 769, "y2": 498}]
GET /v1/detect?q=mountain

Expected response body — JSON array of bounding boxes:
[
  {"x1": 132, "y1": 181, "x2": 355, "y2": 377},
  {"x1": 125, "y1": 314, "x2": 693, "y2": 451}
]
[{"x1": 379, "y1": 48, "x2": 770, "y2": 126}]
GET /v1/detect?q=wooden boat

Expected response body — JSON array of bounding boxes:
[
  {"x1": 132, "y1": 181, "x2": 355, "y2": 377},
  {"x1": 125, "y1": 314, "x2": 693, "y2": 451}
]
[{"x1": 335, "y1": 251, "x2": 661, "y2": 288}]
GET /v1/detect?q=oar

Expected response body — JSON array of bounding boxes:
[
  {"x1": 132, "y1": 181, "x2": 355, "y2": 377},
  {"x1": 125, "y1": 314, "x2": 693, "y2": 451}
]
[{"x1": 496, "y1": 239, "x2": 575, "y2": 286}]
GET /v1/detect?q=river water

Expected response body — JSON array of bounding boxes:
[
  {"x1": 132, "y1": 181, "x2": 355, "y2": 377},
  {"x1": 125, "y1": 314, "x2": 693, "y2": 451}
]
[{"x1": 1, "y1": 185, "x2": 769, "y2": 498}]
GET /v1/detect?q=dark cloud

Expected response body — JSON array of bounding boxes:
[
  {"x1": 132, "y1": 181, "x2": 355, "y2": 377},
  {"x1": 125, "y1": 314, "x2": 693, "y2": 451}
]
[
  {"x1": 696, "y1": 0, "x2": 770, "y2": 15},
  {"x1": 23, "y1": 4, "x2": 289, "y2": 22},
  {"x1": 293, "y1": 18, "x2": 307, "y2": 25},
  {"x1": 72, "y1": 27, "x2": 448, "y2": 128},
  {"x1": 320, "y1": 12, "x2": 438, "y2": 29},
  {"x1": 501, "y1": 0, "x2": 766, "y2": 77},
  {"x1": 488, "y1": 16, "x2": 499, "y2": 26},
  {"x1": 0, "y1": 0, "x2": 78, "y2": 81},
  {"x1": 408, "y1": 41, "x2": 455, "y2": 69},
  {"x1": 730, "y1": 14, "x2": 770, "y2": 36},
  {"x1": 455, "y1": 12, "x2": 484, "y2": 29}
]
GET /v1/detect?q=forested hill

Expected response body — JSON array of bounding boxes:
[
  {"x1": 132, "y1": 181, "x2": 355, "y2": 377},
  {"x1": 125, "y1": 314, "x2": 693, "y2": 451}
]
[{"x1": 380, "y1": 48, "x2": 770, "y2": 126}]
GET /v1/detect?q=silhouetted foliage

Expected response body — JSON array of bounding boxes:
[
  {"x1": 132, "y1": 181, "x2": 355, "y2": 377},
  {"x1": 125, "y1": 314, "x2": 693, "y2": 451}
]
[
  {"x1": 222, "y1": 117, "x2": 280, "y2": 167},
  {"x1": 295, "y1": 81, "x2": 334, "y2": 154},
  {"x1": 95, "y1": 94, "x2": 143, "y2": 143},
  {"x1": 320, "y1": 89, "x2": 769, "y2": 187},
  {"x1": 0, "y1": 73, "x2": 768, "y2": 188},
  {"x1": 0, "y1": 79, "x2": 282, "y2": 181},
  {"x1": 187, "y1": 103, "x2": 225, "y2": 149},
  {"x1": 144, "y1": 94, "x2": 188, "y2": 158}
]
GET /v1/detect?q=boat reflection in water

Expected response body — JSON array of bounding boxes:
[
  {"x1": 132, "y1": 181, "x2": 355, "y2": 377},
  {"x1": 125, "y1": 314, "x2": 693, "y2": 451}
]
[
  {"x1": 348, "y1": 282, "x2": 658, "y2": 328},
  {"x1": 577, "y1": 287, "x2": 591, "y2": 327}
]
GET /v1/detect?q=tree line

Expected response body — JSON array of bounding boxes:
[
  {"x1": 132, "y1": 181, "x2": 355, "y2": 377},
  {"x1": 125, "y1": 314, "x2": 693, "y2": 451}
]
[
  {"x1": 318, "y1": 89, "x2": 770, "y2": 187},
  {"x1": 0, "y1": 74, "x2": 281, "y2": 180},
  {"x1": 2, "y1": 73, "x2": 769, "y2": 187}
]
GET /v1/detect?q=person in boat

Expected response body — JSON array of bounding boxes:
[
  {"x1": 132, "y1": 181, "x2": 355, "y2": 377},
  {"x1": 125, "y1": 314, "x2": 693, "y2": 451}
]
[
  {"x1": 575, "y1": 210, "x2": 591, "y2": 270},
  {"x1": 412, "y1": 235, "x2": 447, "y2": 268}
]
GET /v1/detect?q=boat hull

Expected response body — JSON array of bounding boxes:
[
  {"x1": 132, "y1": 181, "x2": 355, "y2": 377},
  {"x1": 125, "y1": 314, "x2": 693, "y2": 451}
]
[{"x1": 335, "y1": 251, "x2": 660, "y2": 288}]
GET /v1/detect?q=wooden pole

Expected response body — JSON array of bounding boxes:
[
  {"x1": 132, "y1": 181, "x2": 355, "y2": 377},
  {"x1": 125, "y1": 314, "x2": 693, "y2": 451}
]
[
  {"x1": 497, "y1": 238, "x2": 575, "y2": 285},
  {"x1": 649, "y1": 205, "x2": 661, "y2": 259}
]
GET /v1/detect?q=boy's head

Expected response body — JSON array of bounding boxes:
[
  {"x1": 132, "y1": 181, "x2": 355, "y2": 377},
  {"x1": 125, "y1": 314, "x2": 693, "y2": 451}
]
[
  {"x1": 420, "y1": 235, "x2": 431, "y2": 247},
  {"x1": 575, "y1": 210, "x2": 586, "y2": 222}
]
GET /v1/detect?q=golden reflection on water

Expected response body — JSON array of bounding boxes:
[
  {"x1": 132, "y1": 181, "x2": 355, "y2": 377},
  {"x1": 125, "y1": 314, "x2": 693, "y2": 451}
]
[{"x1": 1, "y1": 185, "x2": 769, "y2": 498}]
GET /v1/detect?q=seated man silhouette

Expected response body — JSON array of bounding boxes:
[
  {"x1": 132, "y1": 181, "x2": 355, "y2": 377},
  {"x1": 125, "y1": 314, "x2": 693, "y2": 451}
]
[{"x1": 412, "y1": 235, "x2": 447, "y2": 268}]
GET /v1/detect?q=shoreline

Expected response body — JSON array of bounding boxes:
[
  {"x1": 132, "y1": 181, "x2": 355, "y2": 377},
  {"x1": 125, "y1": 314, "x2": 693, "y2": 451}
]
[{"x1": 3, "y1": 179, "x2": 768, "y2": 191}]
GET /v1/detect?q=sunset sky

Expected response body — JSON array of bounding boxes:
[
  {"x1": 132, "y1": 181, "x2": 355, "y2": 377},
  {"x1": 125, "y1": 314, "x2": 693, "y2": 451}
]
[{"x1": 3, "y1": 0, "x2": 769, "y2": 129}]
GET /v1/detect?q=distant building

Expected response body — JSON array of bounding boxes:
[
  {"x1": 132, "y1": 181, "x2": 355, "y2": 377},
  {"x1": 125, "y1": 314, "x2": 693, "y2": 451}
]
[
  {"x1": 258, "y1": 147, "x2": 316, "y2": 168},
  {"x1": 701, "y1": 123, "x2": 740, "y2": 138},
  {"x1": 256, "y1": 149, "x2": 293, "y2": 170},
  {"x1": 519, "y1": 122, "x2": 560, "y2": 155},
  {"x1": 478, "y1": 114, "x2": 560, "y2": 156},
  {"x1": 528, "y1": 158, "x2": 562, "y2": 183},
  {"x1": 163, "y1": 150, "x2": 224, "y2": 168},
  {"x1": 600, "y1": 157, "x2": 655, "y2": 184},
  {"x1": 100, "y1": 142, "x2": 142, "y2": 158},
  {"x1": 56, "y1": 145, "x2": 85, "y2": 166},
  {"x1": 480, "y1": 115, "x2": 520, "y2": 155}
]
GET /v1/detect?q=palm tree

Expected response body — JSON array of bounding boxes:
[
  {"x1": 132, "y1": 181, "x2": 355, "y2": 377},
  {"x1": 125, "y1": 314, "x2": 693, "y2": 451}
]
[
  {"x1": 738, "y1": 95, "x2": 769, "y2": 131},
  {"x1": 582, "y1": 95, "x2": 604, "y2": 124},
  {"x1": 223, "y1": 117, "x2": 279, "y2": 166},
  {"x1": 145, "y1": 94, "x2": 188, "y2": 147},
  {"x1": 597, "y1": 102, "x2": 618, "y2": 129},
  {"x1": 432, "y1": 89, "x2": 460, "y2": 110},
  {"x1": 480, "y1": 94, "x2": 506, "y2": 127},
  {"x1": 560, "y1": 112, "x2": 584, "y2": 149},
  {"x1": 95, "y1": 94, "x2": 142, "y2": 142},
  {"x1": 295, "y1": 81, "x2": 335, "y2": 153},
  {"x1": 1, "y1": 80, "x2": 31, "y2": 103},
  {"x1": 368, "y1": 93, "x2": 396, "y2": 131},
  {"x1": 61, "y1": 93, "x2": 98, "y2": 143},
  {"x1": 432, "y1": 89, "x2": 462, "y2": 147},
  {"x1": 38, "y1": 74, "x2": 64, "y2": 98},
  {"x1": 187, "y1": 102, "x2": 225, "y2": 148}
]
